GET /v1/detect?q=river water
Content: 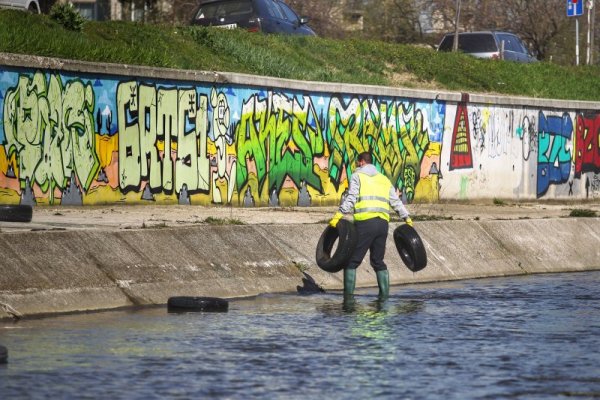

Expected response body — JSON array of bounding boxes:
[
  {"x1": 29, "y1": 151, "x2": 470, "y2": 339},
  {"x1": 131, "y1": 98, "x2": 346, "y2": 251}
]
[{"x1": 1, "y1": 271, "x2": 599, "y2": 399}]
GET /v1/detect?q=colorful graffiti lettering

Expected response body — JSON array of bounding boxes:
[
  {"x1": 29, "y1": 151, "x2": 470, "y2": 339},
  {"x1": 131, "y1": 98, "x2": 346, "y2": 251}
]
[
  {"x1": 575, "y1": 113, "x2": 600, "y2": 176},
  {"x1": 0, "y1": 66, "x2": 597, "y2": 206},
  {"x1": 116, "y1": 81, "x2": 210, "y2": 198},
  {"x1": 235, "y1": 91, "x2": 324, "y2": 204},
  {"x1": 327, "y1": 97, "x2": 430, "y2": 202},
  {"x1": 210, "y1": 87, "x2": 235, "y2": 203},
  {"x1": 537, "y1": 111, "x2": 572, "y2": 197},
  {"x1": 2, "y1": 71, "x2": 99, "y2": 204}
]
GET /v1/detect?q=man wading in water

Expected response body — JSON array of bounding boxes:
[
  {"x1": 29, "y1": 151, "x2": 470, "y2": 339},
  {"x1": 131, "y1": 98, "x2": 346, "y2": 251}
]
[{"x1": 329, "y1": 152, "x2": 412, "y2": 298}]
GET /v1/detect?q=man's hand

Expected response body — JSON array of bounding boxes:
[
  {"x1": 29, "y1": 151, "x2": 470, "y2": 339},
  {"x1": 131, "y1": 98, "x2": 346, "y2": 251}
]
[
  {"x1": 404, "y1": 217, "x2": 413, "y2": 227},
  {"x1": 329, "y1": 212, "x2": 344, "y2": 228}
]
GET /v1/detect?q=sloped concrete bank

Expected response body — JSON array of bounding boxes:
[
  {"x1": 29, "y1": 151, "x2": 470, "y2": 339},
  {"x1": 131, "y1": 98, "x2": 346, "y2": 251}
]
[{"x1": 0, "y1": 218, "x2": 599, "y2": 320}]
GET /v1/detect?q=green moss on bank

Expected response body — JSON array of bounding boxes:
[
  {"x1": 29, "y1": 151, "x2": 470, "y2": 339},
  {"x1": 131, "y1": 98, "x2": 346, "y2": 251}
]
[{"x1": 1, "y1": 9, "x2": 600, "y2": 101}]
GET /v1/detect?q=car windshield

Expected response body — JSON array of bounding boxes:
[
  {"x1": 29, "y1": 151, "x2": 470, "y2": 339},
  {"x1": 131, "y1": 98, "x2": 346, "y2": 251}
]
[
  {"x1": 497, "y1": 34, "x2": 524, "y2": 53},
  {"x1": 439, "y1": 33, "x2": 498, "y2": 53},
  {"x1": 195, "y1": 0, "x2": 253, "y2": 20},
  {"x1": 278, "y1": 1, "x2": 299, "y2": 22}
]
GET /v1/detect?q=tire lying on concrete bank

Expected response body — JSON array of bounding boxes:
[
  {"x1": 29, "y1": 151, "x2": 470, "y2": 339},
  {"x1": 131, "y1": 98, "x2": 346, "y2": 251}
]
[
  {"x1": 315, "y1": 219, "x2": 357, "y2": 273},
  {"x1": 0, "y1": 204, "x2": 32, "y2": 223},
  {"x1": 393, "y1": 224, "x2": 427, "y2": 272},
  {"x1": 167, "y1": 297, "x2": 229, "y2": 312},
  {"x1": 0, "y1": 345, "x2": 7, "y2": 364}
]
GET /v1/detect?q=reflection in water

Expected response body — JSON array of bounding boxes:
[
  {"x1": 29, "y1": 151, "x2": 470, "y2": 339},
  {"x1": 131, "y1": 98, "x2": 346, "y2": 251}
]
[
  {"x1": 340, "y1": 296, "x2": 388, "y2": 338},
  {"x1": 1, "y1": 272, "x2": 600, "y2": 399}
]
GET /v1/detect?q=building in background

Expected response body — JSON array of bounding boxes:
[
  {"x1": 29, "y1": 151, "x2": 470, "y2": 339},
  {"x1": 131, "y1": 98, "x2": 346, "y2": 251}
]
[
  {"x1": 44, "y1": 0, "x2": 172, "y2": 22},
  {"x1": 330, "y1": 0, "x2": 364, "y2": 33},
  {"x1": 72, "y1": 0, "x2": 110, "y2": 20}
]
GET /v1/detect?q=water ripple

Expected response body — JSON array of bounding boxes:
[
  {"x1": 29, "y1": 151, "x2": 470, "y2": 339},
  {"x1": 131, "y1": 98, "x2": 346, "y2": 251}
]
[{"x1": 1, "y1": 271, "x2": 600, "y2": 399}]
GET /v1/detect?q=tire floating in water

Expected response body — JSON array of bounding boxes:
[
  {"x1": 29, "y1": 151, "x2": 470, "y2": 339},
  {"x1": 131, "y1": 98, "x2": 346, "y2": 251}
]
[
  {"x1": 167, "y1": 296, "x2": 229, "y2": 313},
  {"x1": 393, "y1": 224, "x2": 427, "y2": 272},
  {"x1": 315, "y1": 219, "x2": 358, "y2": 273},
  {"x1": 0, "y1": 345, "x2": 7, "y2": 364}
]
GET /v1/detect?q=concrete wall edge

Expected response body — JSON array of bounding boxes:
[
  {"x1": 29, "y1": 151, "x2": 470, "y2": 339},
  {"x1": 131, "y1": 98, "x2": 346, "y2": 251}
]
[
  {"x1": 0, "y1": 218, "x2": 599, "y2": 321},
  {"x1": 2, "y1": 51, "x2": 598, "y2": 110}
]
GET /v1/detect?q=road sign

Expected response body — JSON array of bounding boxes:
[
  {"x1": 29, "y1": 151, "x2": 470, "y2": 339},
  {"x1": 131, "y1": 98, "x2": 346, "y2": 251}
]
[{"x1": 568, "y1": 0, "x2": 584, "y2": 16}]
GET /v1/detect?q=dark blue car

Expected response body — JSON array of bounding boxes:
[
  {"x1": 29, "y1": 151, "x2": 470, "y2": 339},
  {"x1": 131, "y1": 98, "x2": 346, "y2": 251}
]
[{"x1": 192, "y1": 0, "x2": 316, "y2": 36}]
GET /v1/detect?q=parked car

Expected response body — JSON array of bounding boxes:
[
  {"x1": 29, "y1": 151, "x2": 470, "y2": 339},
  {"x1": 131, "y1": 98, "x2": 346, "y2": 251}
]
[
  {"x1": 437, "y1": 31, "x2": 537, "y2": 63},
  {"x1": 192, "y1": 0, "x2": 316, "y2": 36},
  {"x1": 0, "y1": 0, "x2": 40, "y2": 13}
]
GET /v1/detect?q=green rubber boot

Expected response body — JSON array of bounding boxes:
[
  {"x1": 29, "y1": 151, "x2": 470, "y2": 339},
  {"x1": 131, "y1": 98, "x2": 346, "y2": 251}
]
[
  {"x1": 376, "y1": 270, "x2": 389, "y2": 299},
  {"x1": 344, "y1": 268, "x2": 356, "y2": 296},
  {"x1": 342, "y1": 294, "x2": 356, "y2": 312}
]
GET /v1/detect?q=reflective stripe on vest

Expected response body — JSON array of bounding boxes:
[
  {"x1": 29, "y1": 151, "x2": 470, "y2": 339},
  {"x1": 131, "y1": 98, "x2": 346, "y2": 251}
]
[{"x1": 354, "y1": 173, "x2": 391, "y2": 222}]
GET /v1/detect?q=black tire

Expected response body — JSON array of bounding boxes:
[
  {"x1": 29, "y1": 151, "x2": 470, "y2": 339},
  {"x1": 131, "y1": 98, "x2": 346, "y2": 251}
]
[
  {"x1": 315, "y1": 219, "x2": 358, "y2": 273},
  {"x1": 0, "y1": 345, "x2": 7, "y2": 364},
  {"x1": 167, "y1": 296, "x2": 228, "y2": 313},
  {"x1": 393, "y1": 224, "x2": 427, "y2": 272},
  {"x1": 0, "y1": 205, "x2": 32, "y2": 223}
]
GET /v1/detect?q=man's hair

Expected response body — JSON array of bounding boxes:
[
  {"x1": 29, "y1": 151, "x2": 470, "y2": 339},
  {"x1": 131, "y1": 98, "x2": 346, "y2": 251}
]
[{"x1": 357, "y1": 152, "x2": 372, "y2": 164}]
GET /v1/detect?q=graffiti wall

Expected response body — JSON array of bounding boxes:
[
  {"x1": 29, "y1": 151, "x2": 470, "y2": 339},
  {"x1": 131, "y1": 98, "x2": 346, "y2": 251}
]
[{"x1": 1, "y1": 66, "x2": 599, "y2": 207}]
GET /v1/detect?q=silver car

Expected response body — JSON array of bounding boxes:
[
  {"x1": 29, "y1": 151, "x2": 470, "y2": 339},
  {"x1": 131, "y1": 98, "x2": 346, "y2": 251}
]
[
  {"x1": 0, "y1": 0, "x2": 40, "y2": 13},
  {"x1": 437, "y1": 31, "x2": 537, "y2": 63}
]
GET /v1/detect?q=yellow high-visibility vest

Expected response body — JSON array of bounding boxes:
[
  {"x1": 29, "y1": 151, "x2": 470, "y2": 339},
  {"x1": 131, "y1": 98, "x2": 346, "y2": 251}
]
[{"x1": 354, "y1": 173, "x2": 392, "y2": 221}]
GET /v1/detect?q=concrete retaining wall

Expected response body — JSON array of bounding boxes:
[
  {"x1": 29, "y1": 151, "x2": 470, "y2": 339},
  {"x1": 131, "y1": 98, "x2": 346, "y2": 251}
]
[{"x1": 1, "y1": 218, "x2": 599, "y2": 320}]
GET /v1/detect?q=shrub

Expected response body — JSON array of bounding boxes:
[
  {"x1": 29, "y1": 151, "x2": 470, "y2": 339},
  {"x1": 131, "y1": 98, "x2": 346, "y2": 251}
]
[
  {"x1": 50, "y1": 3, "x2": 86, "y2": 32},
  {"x1": 203, "y1": 217, "x2": 245, "y2": 225},
  {"x1": 569, "y1": 209, "x2": 597, "y2": 217}
]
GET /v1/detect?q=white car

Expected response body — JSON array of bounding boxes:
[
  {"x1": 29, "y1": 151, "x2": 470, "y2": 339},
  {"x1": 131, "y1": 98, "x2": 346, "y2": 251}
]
[{"x1": 0, "y1": 0, "x2": 40, "y2": 13}]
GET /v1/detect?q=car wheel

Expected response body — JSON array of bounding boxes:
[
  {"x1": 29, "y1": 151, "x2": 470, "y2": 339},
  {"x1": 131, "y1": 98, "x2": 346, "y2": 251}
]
[
  {"x1": 315, "y1": 219, "x2": 357, "y2": 273},
  {"x1": 0, "y1": 205, "x2": 33, "y2": 223},
  {"x1": 167, "y1": 296, "x2": 229, "y2": 312},
  {"x1": 393, "y1": 224, "x2": 427, "y2": 272}
]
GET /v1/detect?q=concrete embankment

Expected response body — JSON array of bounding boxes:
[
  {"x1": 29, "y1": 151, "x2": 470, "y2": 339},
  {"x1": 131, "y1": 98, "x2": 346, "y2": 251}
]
[{"x1": 1, "y1": 215, "x2": 599, "y2": 320}]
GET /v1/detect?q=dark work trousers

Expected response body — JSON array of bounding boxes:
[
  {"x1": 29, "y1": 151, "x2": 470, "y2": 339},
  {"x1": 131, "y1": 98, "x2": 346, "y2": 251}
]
[{"x1": 346, "y1": 217, "x2": 389, "y2": 271}]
